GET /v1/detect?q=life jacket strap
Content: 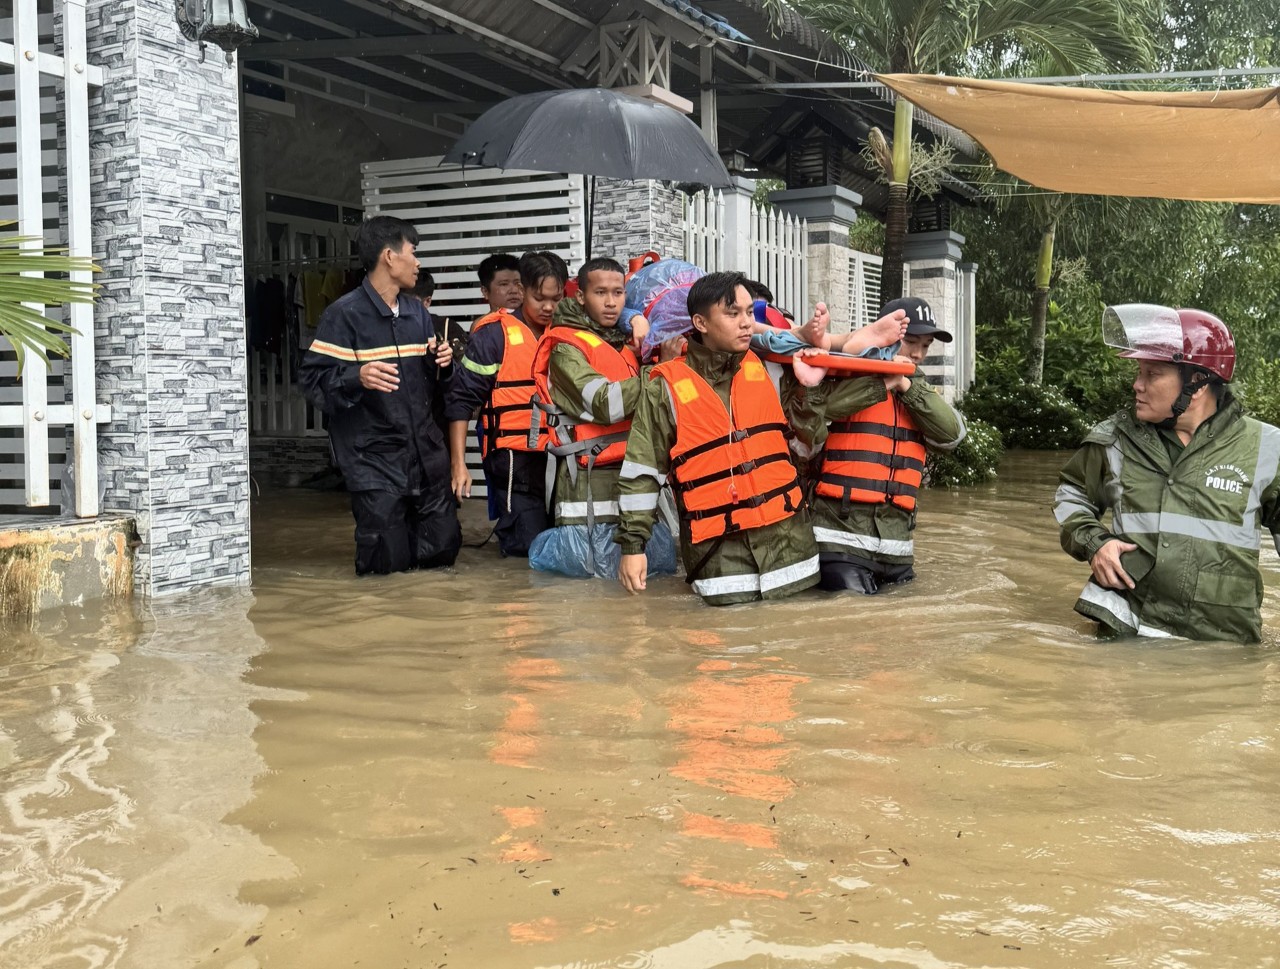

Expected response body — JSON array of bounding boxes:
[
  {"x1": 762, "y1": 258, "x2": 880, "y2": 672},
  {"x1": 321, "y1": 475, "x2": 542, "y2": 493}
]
[{"x1": 669, "y1": 422, "x2": 790, "y2": 471}]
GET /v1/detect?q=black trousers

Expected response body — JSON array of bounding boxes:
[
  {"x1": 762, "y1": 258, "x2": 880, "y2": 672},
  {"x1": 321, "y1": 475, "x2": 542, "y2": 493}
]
[
  {"x1": 350, "y1": 486, "x2": 462, "y2": 575},
  {"x1": 818, "y1": 552, "x2": 915, "y2": 595},
  {"x1": 484, "y1": 449, "x2": 549, "y2": 558}
]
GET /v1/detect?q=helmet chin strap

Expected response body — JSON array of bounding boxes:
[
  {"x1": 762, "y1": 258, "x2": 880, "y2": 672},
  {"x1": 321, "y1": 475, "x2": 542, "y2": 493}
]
[{"x1": 1155, "y1": 374, "x2": 1206, "y2": 430}]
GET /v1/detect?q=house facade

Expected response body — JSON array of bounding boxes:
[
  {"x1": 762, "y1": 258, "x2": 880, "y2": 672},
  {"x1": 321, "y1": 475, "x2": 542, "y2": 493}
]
[{"x1": 1, "y1": 0, "x2": 977, "y2": 597}]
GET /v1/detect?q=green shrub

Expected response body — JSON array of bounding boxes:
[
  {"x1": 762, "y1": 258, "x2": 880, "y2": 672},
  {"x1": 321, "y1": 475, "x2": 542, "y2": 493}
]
[
  {"x1": 1236, "y1": 357, "x2": 1280, "y2": 427},
  {"x1": 926, "y1": 416, "x2": 1004, "y2": 488},
  {"x1": 959, "y1": 379, "x2": 1090, "y2": 450}
]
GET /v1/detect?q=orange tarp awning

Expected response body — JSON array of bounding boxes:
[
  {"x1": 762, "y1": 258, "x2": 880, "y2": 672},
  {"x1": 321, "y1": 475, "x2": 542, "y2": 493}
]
[{"x1": 877, "y1": 73, "x2": 1280, "y2": 204}]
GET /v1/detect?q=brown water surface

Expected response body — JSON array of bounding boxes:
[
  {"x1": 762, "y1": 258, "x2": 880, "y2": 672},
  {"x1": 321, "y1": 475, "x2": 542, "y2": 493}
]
[{"x1": 3, "y1": 452, "x2": 1279, "y2": 969}]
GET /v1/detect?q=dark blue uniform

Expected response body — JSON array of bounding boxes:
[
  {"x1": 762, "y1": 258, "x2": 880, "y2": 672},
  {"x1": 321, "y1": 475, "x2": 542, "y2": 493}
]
[
  {"x1": 300, "y1": 278, "x2": 461, "y2": 574},
  {"x1": 444, "y1": 310, "x2": 549, "y2": 556}
]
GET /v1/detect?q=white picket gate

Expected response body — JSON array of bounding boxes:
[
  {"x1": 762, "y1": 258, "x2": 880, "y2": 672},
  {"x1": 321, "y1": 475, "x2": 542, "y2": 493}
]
[
  {"x1": 0, "y1": 1, "x2": 108, "y2": 516},
  {"x1": 679, "y1": 189, "x2": 808, "y2": 316},
  {"x1": 748, "y1": 204, "x2": 807, "y2": 317}
]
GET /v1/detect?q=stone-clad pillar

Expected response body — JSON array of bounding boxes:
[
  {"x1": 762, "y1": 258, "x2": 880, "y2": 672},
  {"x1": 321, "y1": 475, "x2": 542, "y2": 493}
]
[
  {"x1": 87, "y1": 0, "x2": 251, "y2": 594},
  {"x1": 903, "y1": 230, "x2": 966, "y2": 403},
  {"x1": 769, "y1": 186, "x2": 862, "y2": 330},
  {"x1": 589, "y1": 178, "x2": 685, "y2": 267}
]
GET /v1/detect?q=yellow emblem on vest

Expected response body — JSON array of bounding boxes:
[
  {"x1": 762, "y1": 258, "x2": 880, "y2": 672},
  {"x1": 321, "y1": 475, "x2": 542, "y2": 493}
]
[
  {"x1": 674, "y1": 378, "x2": 699, "y2": 404},
  {"x1": 742, "y1": 359, "x2": 766, "y2": 381},
  {"x1": 577, "y1": 332, "x2": 603, "y2": 348},
  {"x1": 506, "y1": 326, "x2": 525, "y2": 346}
]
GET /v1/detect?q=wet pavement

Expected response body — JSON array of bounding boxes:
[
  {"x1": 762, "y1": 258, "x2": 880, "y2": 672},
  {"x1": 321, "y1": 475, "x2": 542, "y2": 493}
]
[{"x1": 3, "y1": 452, "x2": 1279, "y2": 969}]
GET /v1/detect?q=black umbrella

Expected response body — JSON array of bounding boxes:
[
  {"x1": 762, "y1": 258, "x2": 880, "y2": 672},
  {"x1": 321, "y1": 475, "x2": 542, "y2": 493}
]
[{"x1": 442, "y1": 87, "x2": 732, "y2": 257}]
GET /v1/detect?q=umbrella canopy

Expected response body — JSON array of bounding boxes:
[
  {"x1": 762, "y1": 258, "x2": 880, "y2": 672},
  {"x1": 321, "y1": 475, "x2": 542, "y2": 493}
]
[
  {"x1": 877, "y1": 74, "x2": 1280, "y2": 204},
  {"x1": 442, "y1": 87, "x2": 732, "y2": 188}
]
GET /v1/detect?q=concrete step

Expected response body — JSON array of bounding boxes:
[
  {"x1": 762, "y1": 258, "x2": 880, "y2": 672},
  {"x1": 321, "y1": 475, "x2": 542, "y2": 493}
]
[{"x1": 0, "y1": 515, "x2": 137, "y2": 619}]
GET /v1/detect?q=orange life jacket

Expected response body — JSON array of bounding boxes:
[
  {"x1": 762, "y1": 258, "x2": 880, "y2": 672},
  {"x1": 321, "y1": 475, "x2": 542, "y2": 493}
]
[
  {"x1": 815, "y1": 395, "x2": 926, "y2": 511},
  {"x1": 470, "y1": 310, "x2": 547, "y2": 456},
  {"x1": 532, "y1": 327, "x2": 640, "y2": 467},
  {"x1": 651, "y1": 353, "x2": 803, "y2": 544}
]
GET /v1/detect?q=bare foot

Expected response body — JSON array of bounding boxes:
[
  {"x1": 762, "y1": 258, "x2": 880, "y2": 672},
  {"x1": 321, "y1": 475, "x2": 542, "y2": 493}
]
[
  {"x1": 794, "y1": 302, "x2": 830, "y2": 348},
  {"x1": 791, "y1": 347, "x2": 829, "y2": 387},
  {"x1": 837, "y1": 309, "x2": 908, "y2": 355}
]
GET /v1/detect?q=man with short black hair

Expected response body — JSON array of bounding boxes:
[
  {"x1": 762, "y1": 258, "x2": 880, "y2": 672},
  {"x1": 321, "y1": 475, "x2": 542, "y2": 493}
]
[
  {"x1": 300, "y1": 215, "x2": 461, "y2": 575},
  {"x1": 785, "y1": 296, "x2": 966, "y2": 595},
  {"x1": 478, "y1": 253, "x2": 523, "y2": 313},
  {"x1": 616, "y1": 271, "x2": 823, "y2": 605},
  {"x1": 444, "y1": 250, "x2": 569, "y2": 556}
]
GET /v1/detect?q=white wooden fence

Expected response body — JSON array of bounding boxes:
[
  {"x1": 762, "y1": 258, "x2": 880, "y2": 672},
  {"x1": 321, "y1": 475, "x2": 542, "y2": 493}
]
[
  {"x1": 680, "y1": 190, "x2": 808, "y2": 317},
  {"x1": 361, "y1": 156, "x2": 586, "y2": 327},
  {"x1": 0, "y1": 1, "x2": 108, "y2": 516}
]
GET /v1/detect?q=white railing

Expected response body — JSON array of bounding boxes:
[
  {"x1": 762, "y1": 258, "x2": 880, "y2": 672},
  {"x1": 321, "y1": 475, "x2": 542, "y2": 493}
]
[
  {"x1": 748, "y1": 204, "x2": 807, "y2": 317},
  {"x1": 0, "y1": 0, "x2": 109, "y2": 515},
  {"x1": 848, "y1": 249, "x2": 883, "y2": 330},
  {"x1": 682, "y1": 188, "x2": 725, "y2": 274},
  {"x1": 681, "y1": 190, "x2": 808, "y2": 315}
]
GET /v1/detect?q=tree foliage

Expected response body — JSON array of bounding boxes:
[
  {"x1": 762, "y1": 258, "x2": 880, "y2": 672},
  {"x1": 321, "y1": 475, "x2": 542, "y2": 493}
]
[{"x1": 0, "y1": 226, "x2": 97, "y2": 374}]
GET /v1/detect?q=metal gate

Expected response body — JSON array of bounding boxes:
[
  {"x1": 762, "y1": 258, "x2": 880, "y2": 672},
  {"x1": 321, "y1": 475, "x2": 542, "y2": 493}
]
[{"x1": 0, "y1": 0, "x2": 107, "y2": 515}]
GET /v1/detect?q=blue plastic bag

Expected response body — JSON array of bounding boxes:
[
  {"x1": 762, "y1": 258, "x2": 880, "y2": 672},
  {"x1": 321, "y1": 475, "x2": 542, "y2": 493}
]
[
  {"x1": 529, "y1": 522, "x2": 678, "y2": 580},
  {"x1": 626, "y1": 259, "x2": 705, "y2": 358}
]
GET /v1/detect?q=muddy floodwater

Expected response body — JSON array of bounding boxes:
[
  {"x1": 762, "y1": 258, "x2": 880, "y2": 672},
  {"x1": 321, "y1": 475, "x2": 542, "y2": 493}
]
[{"x1": 3, "y1": 452, "x2": 1279, "y2": 969}]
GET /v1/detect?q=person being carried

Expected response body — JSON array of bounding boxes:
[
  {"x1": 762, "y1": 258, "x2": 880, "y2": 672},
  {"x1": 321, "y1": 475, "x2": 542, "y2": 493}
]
[
  {"x1": 299, "y1": 216, "x2": 460, "y2": 575},
  {"x1": 617, "y1": 270, "x2": 832, "y2": 606},
  {"x1": 445, "y1": 251, "x2": 566, "y2": 556},
  {"x1": 785, "y1": 297, "x2": 966, "y2": 594},
  {"x1": 529, "y1": 256, "x2": 679, "y2": 578},
  {"x1": 1055, "y1": 303, "x2": 1280, "y2": 642}
]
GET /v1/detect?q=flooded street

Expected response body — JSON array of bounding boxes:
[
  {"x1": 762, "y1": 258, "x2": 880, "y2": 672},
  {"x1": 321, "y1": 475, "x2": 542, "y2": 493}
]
[{"x1": 4, "y1": 452, "x2": 1280, "y2": 969}]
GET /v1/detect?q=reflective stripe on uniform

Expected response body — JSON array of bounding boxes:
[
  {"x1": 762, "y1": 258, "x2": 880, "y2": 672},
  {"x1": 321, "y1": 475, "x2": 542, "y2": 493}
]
[
  {"x1": 606, "y1": 382, "x2": 626, "y2": 423},
  {"x1": 692, "y1": 553, "x2": 820, "y2": 599},
  {"x1": 1117, "y1": 511, "x2": 1260, "y2": 550},
  {"x1": 692, "y1": 571, "x2": 761, "y2": 598},
  {"x1": 619, "y1": 492, "x2": 659, "y2": 512},
  {"x1": 620, "y1": 460, "x2": 666, "y2": 484},
  {"x1": 556, "y1": 500, "x2": 619, "y2": 519},
  {"x1": 1053, "y1": 482, "x2": 1097, "y2": 525},
  {"x1": 1245, "y1": 423, "x2": 1280, "y2": 530},
  {"x1": 813, "y1": 526, "x2": 913, "y2": 558},
  {"x1": 461, "y1": 356, "x2": 500, "y2": 376},
  {"x1": 759, "y1": 553, "x2": 819, "y2": 593},
  {"x1": 1077, "y1": 582, "x2": 1176, "y2": 638},
  {"x1": 581, "y1": 376, "x2": 607, "y2": 416}
]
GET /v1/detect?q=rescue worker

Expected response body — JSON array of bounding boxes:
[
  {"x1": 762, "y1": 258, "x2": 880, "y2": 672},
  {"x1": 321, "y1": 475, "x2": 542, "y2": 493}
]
[
  {"x1": 1055, "y1": 304, "x2": 1280, "y2": 642},
  {"x1": 530, "y1": 257, "x2": 678, "y2": 577},
  {"x1": 616, "y1": 271, "x2": 823, "y2": 606},
  {"x1": 299, "y1": 215, "x2": 461, "y2": 575},
  {"x1": 478, "y1": 253, "x2": 523, "y2": 313},
  {"x1": 445, "y1": 251, "x2": 566, "y2": 556},
  {"x1": 785, "y1": 297, "x2": 966, "y2": 594}
]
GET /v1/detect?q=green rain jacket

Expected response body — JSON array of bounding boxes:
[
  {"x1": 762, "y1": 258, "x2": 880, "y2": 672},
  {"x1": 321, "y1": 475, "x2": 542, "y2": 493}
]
[
  {"x1": 1055, "y1": 393, "x2": 1280, "y2": 642},
  {"x1": 545, "y1": 298, "x2": 643, "y2": 526},
  {"x1": 784, "y1": 369, "x2": 967, "y2": 566},
  {"x1": 614, "y1": 338, "x2": 820, "y2": 607}
]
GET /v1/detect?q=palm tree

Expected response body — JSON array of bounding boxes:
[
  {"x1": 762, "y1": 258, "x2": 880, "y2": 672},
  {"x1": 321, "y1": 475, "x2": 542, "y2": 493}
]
[
  {"x1": 0, "y1": 224, "x2": 96, "y2": 373},
  {"x1": 760, "y1": 0, "x2": 1159, "y2": 302}
]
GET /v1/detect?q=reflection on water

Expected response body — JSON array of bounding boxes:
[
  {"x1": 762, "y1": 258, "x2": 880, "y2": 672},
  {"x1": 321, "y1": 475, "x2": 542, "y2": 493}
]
[
  {"x1": 3, "y1": 452, "x2": 1279, "y2": 969},
  {"x1": 0, "y1": 595, "x2": 297, "y2": 969}
]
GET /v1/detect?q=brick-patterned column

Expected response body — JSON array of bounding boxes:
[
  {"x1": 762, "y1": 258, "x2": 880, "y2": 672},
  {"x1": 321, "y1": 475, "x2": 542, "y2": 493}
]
[
  {"x1": 904, "y1": 230, "x2": 966, "y2": 403},
  {"x1": 87, "y1": 0, "x2": 251, "y2": 594},
  {"x1": 769, "y1": 186, "x2": 862, "y2": 331},
  {"x1": 590, "y1": 178, "x2": 686, "y2": 266}
]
